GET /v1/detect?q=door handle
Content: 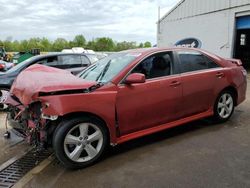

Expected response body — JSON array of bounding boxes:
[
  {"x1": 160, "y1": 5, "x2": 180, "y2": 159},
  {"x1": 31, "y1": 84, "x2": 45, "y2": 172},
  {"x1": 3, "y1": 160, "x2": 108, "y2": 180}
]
[
  {"x1": 216, "y1": 72, "x2": 224, "y2": 78},
  {"x1": 169, "y1": 81, "x2": 181, "y2": 87}
]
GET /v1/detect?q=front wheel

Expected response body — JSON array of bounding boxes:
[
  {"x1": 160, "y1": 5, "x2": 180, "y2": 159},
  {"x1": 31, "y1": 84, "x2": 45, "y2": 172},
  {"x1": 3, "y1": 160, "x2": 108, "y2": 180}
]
[
  {"x1": 53, "y1": 116, "x2": 108, "y2": 169},
  {"x1": 212, "y1": 90, "x2": 235, "y2": 123}
]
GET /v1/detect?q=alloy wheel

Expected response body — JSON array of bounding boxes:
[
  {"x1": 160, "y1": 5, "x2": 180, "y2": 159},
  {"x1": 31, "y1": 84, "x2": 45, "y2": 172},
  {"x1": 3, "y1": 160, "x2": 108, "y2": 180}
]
[
  {"x1": 63, "y1": 123, "x2": 103, "y2": 163},
  {"x1": 217, "y1": 93, "x2": 234, "y2": 119}
]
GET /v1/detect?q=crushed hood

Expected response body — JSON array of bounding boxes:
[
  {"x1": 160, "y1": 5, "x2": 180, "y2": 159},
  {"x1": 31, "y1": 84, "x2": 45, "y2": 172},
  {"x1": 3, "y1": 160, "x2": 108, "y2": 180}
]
[{"x1": 11, "y1": 64, "x2": 97, "y2": 105}]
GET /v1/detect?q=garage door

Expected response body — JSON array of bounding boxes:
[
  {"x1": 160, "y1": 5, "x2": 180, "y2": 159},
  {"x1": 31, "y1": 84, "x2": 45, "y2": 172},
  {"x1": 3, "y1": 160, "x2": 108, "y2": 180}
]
[
  {"x1": 237, "y1": 16, "x2": 250, "y2": 29},
  {"x1": 235, "y1": 16, "x2": 250, "y2": 68}
]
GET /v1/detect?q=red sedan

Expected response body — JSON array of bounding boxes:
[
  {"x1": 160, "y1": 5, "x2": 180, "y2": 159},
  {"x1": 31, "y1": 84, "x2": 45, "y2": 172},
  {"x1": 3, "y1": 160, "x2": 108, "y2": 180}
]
[{"x1": 0, "y1": 48, "x2": 247, "y2": 169}]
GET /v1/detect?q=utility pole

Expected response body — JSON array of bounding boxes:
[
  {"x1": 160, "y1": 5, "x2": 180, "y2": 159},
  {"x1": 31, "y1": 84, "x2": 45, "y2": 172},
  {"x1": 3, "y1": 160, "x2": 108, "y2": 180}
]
[{"x1": 158, "y1": 6, "x2": 161, "y2": 34}]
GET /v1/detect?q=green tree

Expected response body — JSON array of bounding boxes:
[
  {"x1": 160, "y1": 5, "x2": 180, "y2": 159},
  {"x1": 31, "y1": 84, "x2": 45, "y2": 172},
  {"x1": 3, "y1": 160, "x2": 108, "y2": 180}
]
[
  {"x1": 52, "y1": 38, "x2": 69, "y2": 51},
  {"x1": 0, "y1": 35, "x2": 153, "y2": 52},
  {"x1": 3, "y1": 40, "x2": 13, "y2": 51},
  {"x1": 138, "y1": 43, "x2": 144, "y2": 48},
  {"x1": 86, "y1": 40, "x2": 96, "y2": 50},
  {"x1": 40, "y1": 38, "x2": 52, "y2": 52},
  {"x1": 19, "y1": 40, "x2": 29, "y2": 51},
  {"x1": 11, "y1": 40, "x2": 20, "y2": 52},
  {"x1": 116, "y1": 41, "x2": 137, "y2": 51},
  {"x1": 27, "y1": 38, "x2": 41, "y2": 49},
  {"x1": 144, "y1": 41, "x2": 152, "y2": 48},
  {"x1": 94, "y1": 37, "x2": 115, "y2": 51},
  {"x1": 72, "y1": 35, "x2": 86, "y2": 47}
]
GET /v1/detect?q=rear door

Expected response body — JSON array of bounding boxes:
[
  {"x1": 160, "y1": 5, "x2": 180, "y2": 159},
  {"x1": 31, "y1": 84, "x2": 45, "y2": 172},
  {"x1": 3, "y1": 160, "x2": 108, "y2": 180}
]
[
  {"x1": 116, "y1": 51, "x2": 183, "y2": 135},
  {"x1": 176, "y1": 50, "x2": 224, "y2": 118}
]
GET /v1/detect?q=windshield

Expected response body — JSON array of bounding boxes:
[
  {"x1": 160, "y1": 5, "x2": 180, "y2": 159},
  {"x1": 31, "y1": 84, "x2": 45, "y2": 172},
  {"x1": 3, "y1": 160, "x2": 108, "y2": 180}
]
[
  {"x1": 6, "y1": 56, "x2": 37, "y2": 73},
  {"x1": 79, "y1": 52, "x2": 138, "y2": 83},
  {"x1": 85, "y1": 54, "x2": 99, "y2": 64}
]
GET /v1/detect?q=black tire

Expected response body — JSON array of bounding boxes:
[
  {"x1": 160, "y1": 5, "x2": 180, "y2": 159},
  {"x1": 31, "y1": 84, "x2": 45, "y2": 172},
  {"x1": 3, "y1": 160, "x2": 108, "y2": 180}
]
[
  {"x1": 212, "y1": 90, "x2": 235, "y2": 123},
  {"x1": 53, "y1": 116, "x2": 108, "y2": 169}
]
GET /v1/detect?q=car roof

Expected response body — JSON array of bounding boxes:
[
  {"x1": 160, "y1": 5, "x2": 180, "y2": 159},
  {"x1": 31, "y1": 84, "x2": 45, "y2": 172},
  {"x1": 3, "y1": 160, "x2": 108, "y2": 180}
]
[
  {"x1": 121, "y1": 47, "x2": 223, "y2": 61},
  {"x1": 34, "y1": 52, "x2": 87, "y2": 59},
  {"x1": 9, "y1": 53, "x2": 89, "y2": 71},
  {"x1": 121, "y1": 47, "x2": 199, "y2": 54}
]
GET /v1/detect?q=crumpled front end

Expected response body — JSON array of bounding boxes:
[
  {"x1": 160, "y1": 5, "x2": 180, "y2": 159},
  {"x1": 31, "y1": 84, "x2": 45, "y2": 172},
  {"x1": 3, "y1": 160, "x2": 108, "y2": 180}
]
[
  {"x1": 0, "y1": 90, "x2": 55, "y2": 147},
  {"x1": 0, "y1": 64, "x2": 115, "y2": 148}
]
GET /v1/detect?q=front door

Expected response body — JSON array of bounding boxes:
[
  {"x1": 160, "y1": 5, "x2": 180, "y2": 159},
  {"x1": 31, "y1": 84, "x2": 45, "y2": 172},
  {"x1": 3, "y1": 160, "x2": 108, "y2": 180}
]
[{"x1": 116, "y1": 51, "x2": 182, "y2": 136}]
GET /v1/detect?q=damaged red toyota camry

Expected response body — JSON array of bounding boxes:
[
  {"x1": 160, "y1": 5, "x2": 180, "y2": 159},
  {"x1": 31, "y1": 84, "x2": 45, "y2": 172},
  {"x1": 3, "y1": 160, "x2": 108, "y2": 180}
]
[{"x1": 0, "y1": 48, "x2": 247, "y2": 169}]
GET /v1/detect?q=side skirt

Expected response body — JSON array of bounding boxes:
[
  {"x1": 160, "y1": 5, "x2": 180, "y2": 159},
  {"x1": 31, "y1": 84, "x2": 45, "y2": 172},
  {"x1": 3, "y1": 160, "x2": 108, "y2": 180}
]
[{"x1": 116, "y1": 110, "x2": 213, "y2": 144}]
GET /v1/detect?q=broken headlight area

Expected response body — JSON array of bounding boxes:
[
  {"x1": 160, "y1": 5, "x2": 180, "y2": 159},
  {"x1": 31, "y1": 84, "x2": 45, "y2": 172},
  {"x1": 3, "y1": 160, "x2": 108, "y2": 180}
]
[{"x1": 7, "y1": 101, "x2": 54, "y2": 147}]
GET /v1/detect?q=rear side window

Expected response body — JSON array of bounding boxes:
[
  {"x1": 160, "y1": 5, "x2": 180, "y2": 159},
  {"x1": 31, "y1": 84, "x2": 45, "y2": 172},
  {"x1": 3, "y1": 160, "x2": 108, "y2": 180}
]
[
  {"x1": 58, "y1": 55, "x2": 82, "y2": 65},
  {"x1": 37, "y1": 56, "x2": 58, "y2": 66},
  {"x1": 177, "y1": 51, "x2": 219, "y2": 73},
  {"x1": 204, "y1": 56, "x2": 220, "y2": 69},
  {"x1": 46, "y1": 56, "x2": 58, "y2": 66}
]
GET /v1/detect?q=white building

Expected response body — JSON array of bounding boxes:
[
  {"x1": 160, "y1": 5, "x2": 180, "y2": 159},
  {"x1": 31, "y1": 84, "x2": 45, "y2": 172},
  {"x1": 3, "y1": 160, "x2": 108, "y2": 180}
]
[{"x1": 157, "y1": 0, "x2": 250, "y2": 67}]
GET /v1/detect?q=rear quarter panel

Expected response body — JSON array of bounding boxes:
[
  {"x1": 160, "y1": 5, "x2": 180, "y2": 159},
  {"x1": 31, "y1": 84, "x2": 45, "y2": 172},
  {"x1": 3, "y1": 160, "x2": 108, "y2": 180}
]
[
  {"x1": 228, "y1": 67, "x2": 247, "y2": 105},
  {"x1": 213, "y1": 60, "x2": 246, "y2": 106}
]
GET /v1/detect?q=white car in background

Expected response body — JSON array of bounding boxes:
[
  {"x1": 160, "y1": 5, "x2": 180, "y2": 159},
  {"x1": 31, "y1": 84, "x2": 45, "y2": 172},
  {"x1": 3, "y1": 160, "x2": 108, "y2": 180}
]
[
  {"x1": 62, "y1": 47, "x2": 95, "y2": 54},
  {"x1": 62, "y1": 47, "x2": 108, "y2": 63}
]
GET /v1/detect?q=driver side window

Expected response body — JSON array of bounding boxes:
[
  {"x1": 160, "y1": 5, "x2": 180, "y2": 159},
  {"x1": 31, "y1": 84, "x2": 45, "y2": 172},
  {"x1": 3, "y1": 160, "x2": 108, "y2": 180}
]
[{"x1": 131, "y1": 52, "x2": 173, "y2": 79}]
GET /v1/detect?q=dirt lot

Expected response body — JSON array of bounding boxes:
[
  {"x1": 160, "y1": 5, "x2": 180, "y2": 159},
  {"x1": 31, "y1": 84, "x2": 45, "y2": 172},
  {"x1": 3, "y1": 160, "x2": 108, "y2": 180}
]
[{"x1": 0, "y1": 79, "x2": 249, "y2": 188}]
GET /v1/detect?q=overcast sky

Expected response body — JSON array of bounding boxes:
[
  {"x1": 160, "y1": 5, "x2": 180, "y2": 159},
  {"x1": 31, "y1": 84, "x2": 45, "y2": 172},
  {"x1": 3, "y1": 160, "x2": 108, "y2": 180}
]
[{"x1": 0, "y1": 0, "x2": 179, "y2": 44}]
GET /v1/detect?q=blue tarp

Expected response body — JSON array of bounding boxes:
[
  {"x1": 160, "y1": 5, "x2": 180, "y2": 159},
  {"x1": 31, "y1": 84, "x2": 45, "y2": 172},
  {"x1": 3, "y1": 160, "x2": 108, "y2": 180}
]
[{"x1": 237, "y1": 16, "x2": 250, "y2": 30}]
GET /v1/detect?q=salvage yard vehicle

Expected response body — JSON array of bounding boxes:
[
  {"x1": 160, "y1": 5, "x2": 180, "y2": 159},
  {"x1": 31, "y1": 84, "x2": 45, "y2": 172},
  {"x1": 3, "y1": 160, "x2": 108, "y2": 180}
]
[
  {"x1": 0, "y1": 53, "x2": 92, "y2": 92},
  {"x1": 0, "y1": 47, "x2": 7, "y2": 61},
  {"x1": 0, "y1": 60, "x2": 14, "y2": 72},
  {"x1": 0, "y1": 48, "x2": 247, "y2": 169}
]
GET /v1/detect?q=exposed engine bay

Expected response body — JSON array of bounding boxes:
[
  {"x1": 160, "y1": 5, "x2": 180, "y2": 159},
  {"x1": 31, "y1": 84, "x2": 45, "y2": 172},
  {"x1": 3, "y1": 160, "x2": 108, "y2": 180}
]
[
  {"x1": 0, "y1": 64, "x2": 104, "y2": 148},
  {"x1": 0, "y1": 90, "x2": 56, "y2": 148}
]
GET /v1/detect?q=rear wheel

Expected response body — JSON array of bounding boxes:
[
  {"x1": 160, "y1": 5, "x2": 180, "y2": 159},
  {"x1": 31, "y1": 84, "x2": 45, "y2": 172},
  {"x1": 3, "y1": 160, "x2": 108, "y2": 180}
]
[
  {"x1": 212, "y1": 90, "x2": 235, "y2": 123},
  {"x1": 53, "y1": 116, "x2": 108, "y2": 169}
]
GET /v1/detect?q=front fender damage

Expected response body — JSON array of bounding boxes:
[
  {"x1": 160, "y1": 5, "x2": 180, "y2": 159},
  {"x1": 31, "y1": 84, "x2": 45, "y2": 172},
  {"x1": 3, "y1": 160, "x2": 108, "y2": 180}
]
[{"x1": 0, "y1": 83, "x2": 107, "y2": 147}]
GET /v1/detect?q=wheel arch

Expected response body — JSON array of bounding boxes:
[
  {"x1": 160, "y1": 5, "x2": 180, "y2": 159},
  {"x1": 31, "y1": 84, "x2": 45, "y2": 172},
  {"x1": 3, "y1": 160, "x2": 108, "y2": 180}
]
[
  {"x1": 221, "y1": 86, "x2": 238, "y2": 105},
  {"x1": 57, "y1": 111, "x2": 112, "y2": 144}
]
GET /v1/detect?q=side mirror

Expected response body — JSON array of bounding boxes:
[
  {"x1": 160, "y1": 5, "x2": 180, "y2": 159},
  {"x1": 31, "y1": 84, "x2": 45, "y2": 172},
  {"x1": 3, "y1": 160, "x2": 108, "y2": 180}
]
[{"x1": 125, "y1": 73, "x2": 145, "y2": 84}]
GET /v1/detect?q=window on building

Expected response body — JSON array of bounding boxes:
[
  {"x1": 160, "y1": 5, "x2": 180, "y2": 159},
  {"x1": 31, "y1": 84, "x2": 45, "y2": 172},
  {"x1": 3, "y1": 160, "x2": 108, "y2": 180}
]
[{"x1": 240, "y1": 34, "x2": 246, "y2": 46}]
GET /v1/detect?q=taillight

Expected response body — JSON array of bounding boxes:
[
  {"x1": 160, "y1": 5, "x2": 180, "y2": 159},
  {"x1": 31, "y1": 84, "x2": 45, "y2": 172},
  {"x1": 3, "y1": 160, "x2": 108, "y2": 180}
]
[
  {"x1": 241, "y1": 69, "x2": 247, "y2": 77},
  {"x1": 235, "y1": 60, "x2": 242, "y2": 66},
  {"x1": 0, "y1": 64, "x2": 5, "y2": 69}
]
